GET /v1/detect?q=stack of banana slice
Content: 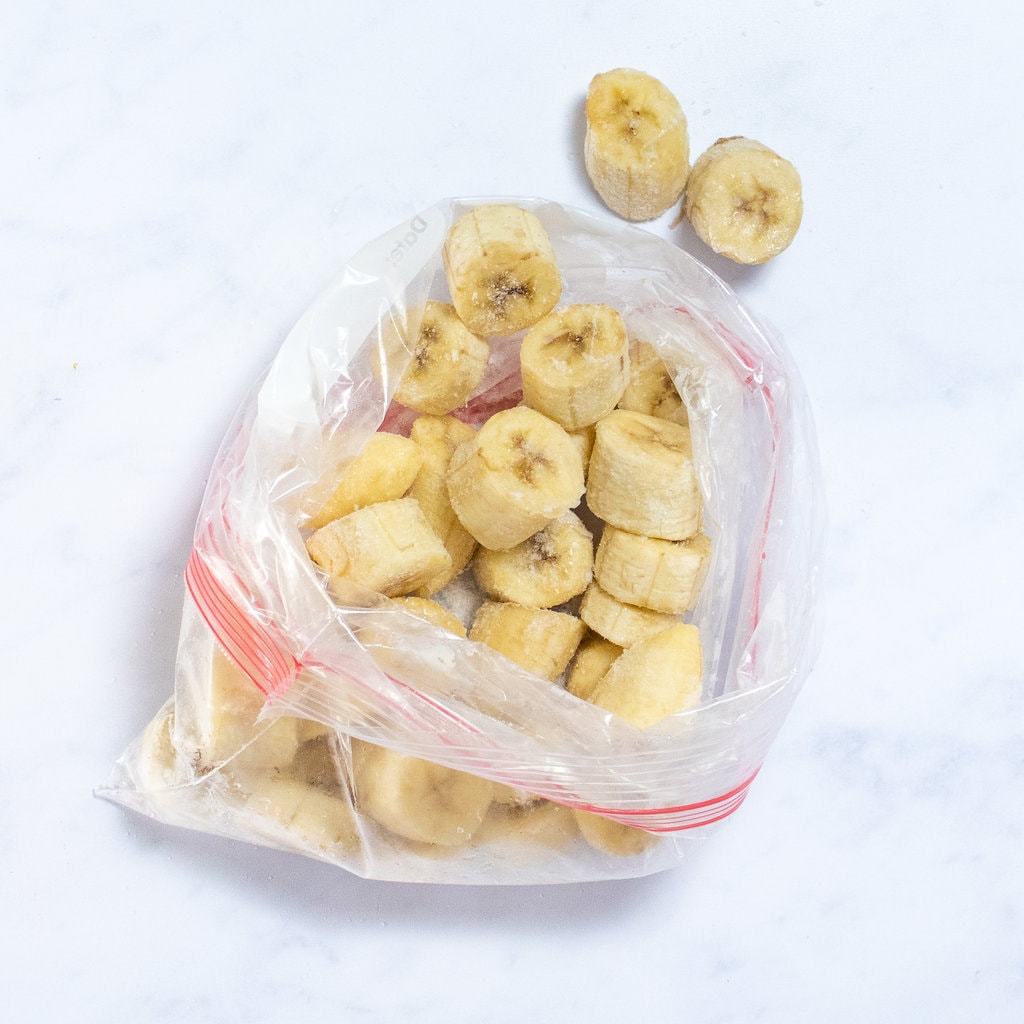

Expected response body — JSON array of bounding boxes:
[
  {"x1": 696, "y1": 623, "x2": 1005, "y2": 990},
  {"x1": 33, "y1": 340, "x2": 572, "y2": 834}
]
[{"x1": 229, "y1": 203, "x2": 715, "y2": 863}]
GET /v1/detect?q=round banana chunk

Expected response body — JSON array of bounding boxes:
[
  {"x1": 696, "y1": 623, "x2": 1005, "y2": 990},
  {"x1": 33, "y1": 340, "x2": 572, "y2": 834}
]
[
  {"x1": 394, "y1": 301, "x2": 490, "y2": 415},
  {"x1": 682, "y1": 136, "x2": 803, "y2": 265},
  {"x1": 446, "y1": 406, "x2": 585, "y2": 551},
  {"x1": 472, "y1": 510, "x2": 594, "y2": 608},
  {"x1": 306, "y1": 497, "x2": 452, "y2": 600},
  {"x1": 584, "y1": 68, "x2": 690, "y2": 222},
  {"x1": 305, "y1": 431, "x2": 424, "y2": 531},
  {"x1": 585, "y1": 408, "x2": 701, "y2": 541},
  {"x1": 351, "y1": 740, "x2": 494, "y2": 847},
  {"x1": 594, "y1": 526, "x2": 711, "y2": 614},
  {"x1": 579, "y1": 581, "x2": 679, "y2": 648},
  {"x1": 574, "y1": 808, "x2": 657, "y2": 856},
  {"x1": 469, "y1": 601, "x2": 587, "y2": 682},
  {"x1": 443, "y1": 204, "x2": 562, "y2": 337},
  {"x1": 520, "y1": 303, "x2": 630, "y2": 431},
  {"x1": 588, "y1": 622, "x2": 703, "y2": 729},
  {"x1": 246, "y1": 775, "x2": 360, "y2": 855}
]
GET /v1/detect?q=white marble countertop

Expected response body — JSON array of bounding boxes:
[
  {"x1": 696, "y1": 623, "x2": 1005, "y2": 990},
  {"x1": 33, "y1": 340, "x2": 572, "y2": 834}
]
[{"x1": 3, "y1": 2, "x2": 1021, "y2": 1021}]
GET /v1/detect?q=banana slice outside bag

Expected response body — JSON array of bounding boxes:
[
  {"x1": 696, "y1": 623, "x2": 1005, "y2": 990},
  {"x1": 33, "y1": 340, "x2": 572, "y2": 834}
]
[{"x1": 99, "y1": 197, "x2": 825, "y2": 885}]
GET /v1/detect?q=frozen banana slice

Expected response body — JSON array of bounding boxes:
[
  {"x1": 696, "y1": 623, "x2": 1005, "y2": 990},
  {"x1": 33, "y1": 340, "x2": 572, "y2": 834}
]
[
  {"x1": 201, "y1": 647, "x2": 326, "y2": 774},
  {"x1": 443, "y1": 204, "x2": 562, "y2": 337},
  {"x1": 470, "y1": 601, "x2": 586, "y2": 682},
  {"x1": 305, "y1": 431, "x2": 424, "y2": 531},
  {"x1": 394, "y1": 301, "x2": 490, "y2": 415},
  {"x1": 475, "y1": 799, "x2": 579, "y2": 851},
  {"x1": 584, "y1": 68, "x2": 690, "y2": 222},
  {"x1": 472, "y1": 510, "x2": 594, "y2": 608},
  {"x1": 407, "y1": 413, "x2": 479, "y2": 596},
  {"x1": 579, "y1": 581, "x2": 679, "y2": 648},
  {"x1": 594, "y1": 526, "x2": 711, "y2": 614},
  {"x1": 574, "y1": 808, "x2": 657, "y2": 857},
  {"x1": 586, "y1": 409, "x2": 701, "y2": 541},
  {"x1": 589, "y1": 622, "x2": 703, "y2": 729},
  {"x1": 446, "y1": 406, "x2": 585, "y2": 551},
  {"x1": 682, "y1": 136, "x2": 803, "y2": 265},
  {"x1": 306, "y1": 497, "x2": 452, "y2": 600},
  {"x1": 351, "y1": 740, "x2": 494, "y2": 847},
  {"x1": 617, "y1": 340, "x2": 688, "y2": 425},
  {"x1": 520, "y1": 304, "x2": 630, "y2": 431},
  {"x1": 566, "y1": 634, "x2": 623, "y2": 702},
  {"x1": 245, "y1": 775, "x2": 360, "y2": 855}
]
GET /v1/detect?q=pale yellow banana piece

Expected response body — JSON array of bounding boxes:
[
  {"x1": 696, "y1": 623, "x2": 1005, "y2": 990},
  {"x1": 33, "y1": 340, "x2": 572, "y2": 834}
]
[
  {"x1": 351, "y1": 739, "x2": 494, "y2": 847},
  {"x1": 137, "y1": 701, "x2": 179, "y2": 790},
  {"x1": 574, "y1": 808, "x2": 657, "y2": 856},
  {"x1": 682, "y1": 136, "x2": 803, "y2": 265},
  {"x1": 407, "y1": 414, "x2": 478, "y2": 595},
  {"x1": 589, "y1": 622, "x2": 703, "y2": 728},
  {"x1": 443, "y1": 204, "x2": 562, "y2": 337},
  {"x1": 305, "y1": 431, "x2": 424, "y2": 531},
  {"x1": 594, "y1": 526, "x2": 711, "y2": 614},
  {"x1": 578, "y1": 581, "x2": 679, "y2": 648},
  {"x1": 584, "y1": 68, "x2": 690, "y2": 222},
  {"x1": 202, "y1": 647, "x2": 325, "y2": 772},
  {"x1": 469, "y1": 600, "x2": 586, "y2": 681},
  {"x1": 566, "y1": 633, "x2": 623, "y2": 701},
  {"x1": 245, "y1": 775, "x2": 360, "y2": 854},
  {"x1": 520, "y1": 303, "x2": 630, "y2": 430},
  {"x1": 472, "y1": 510, "x2": 594, "y2": 608},
  {"x1": 446, "y1": 406, "x2": 585, "y2": 551},
  {"x1": 306, "y1": 497, "x2": 452, "y2": 600},
  {"x1": 585, "y1": 409, "x2": 701, "y2": 541},
  {"x1": 475, "y1": 800, "x2": 579, "y2": 851},
  {"x1": 617, "y1": 340, "x2": 688, "y2": 424},
  {"x1": 393, "y1": 300, "x2": 491, "y2": 415},
  {"x1": 390, "y1": 595, "x2": 468, "y2": 637}
]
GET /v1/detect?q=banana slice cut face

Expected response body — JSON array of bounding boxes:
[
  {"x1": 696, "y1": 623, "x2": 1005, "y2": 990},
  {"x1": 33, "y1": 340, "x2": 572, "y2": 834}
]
[
  {"x1": 443, "y1": 204, "x2": 562, "y2": 337},
  {"x1": 683, "y1": 136, "x2": 803, "y2": 265},
  {"x1": 446, "y1": 406, "x2": 586, "y2": 551},
  {"x1": 394, "y1": 301, "x2": 490, "y2": 415},
  {"x1": 520, "y1": 303, "x2": 630, "y2": 431}
]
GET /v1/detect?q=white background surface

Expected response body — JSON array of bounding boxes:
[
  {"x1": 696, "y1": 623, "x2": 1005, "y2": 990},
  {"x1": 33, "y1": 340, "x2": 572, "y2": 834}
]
[{"x1": 3, "y1": 2, "x2": 1022, "y2": 1021}]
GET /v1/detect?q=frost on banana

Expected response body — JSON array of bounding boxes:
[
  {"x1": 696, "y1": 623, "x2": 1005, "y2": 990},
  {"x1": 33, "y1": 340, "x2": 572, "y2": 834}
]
[
  {"x1": 443, "y1": 204, "x2": 562, "y2": 337},
  {"x1": 304, "y1": 431, "x2": 424, "y2": 531},
  {"x1": 472, "y1": 510, "x2": 594, "y2": 608},
  {"x1": 520, "y1": 304, "x2": 630, "y2": 431},
  {"x1": 306, "y1": 497, "x2": 452, "y2": 602},
  {"x1": 589, "y1": 623, "x2": 703, "y2": 729},
  {"x1": 579, "y1": 581, "x2": 679, "y2": 648},
  {"x1": 584, "y1": 68, "x2": 690, "y2": 222},
  {"x1": 446, "y1": 406, "x2": 586, "y2": 551},
  {"x1": 682, "y1": 136, "x2": 803, "y2": 265},
  {"x1": 393, "y1": 301, "x2": 490, "y2": 416},
  {"x1": 470, "y1": 601, "x2": 586, "y2": 682},
  {"x1": 586, "y1": 409, "x2": 702, "y2": 541}
]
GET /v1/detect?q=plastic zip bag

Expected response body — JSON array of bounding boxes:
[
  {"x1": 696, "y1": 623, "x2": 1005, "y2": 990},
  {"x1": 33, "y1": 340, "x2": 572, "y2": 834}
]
[{"x1": 100, "y1": 197, "x2": 825, "y2": 884}]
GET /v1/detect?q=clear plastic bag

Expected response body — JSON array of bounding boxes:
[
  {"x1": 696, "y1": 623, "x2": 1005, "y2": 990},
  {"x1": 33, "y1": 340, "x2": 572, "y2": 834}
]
[{"x1": 99, "y1": 197, "x2": 825, "y2": 884}]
